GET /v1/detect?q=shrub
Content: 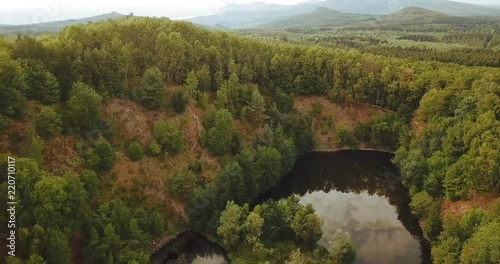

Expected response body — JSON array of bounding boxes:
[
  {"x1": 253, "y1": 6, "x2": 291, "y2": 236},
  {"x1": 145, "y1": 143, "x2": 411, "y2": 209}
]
[
  {"x1": 409, "y1": 191, "x2": 434, "y2": 218},
  {"x1": 206, "y1": 109, "x2": 235, "y2": 156},
  {"x1": 149, "y1": 139, "x2": 161, "y2": 156},
  {"x1": 22, "y1": 59, "x2": 60, "y2": 105},
  {"x1": 36, "y1": 105, "x2": 63, "y2": 138},
  {"x1": 336, "y1": 126, "x2": 355, "y2": 147},
  {"x1": 84, "y1": 137, "x2": 116, "y2": 174},
  {"x1": 422, "y1": 203, "x2": 443, "y2": 242},
  {"x1": 354, "y1": 123, "x2": 371, "y2": 142},
  {"x1": 168, "y1": 168, "x2": 198, "y2": 200},
  {"x1": 188, "y1": 160, "x2": 203, "y2": 175},
  {"x1": 172, "y1": 91, "x2": 186, "y2": 114},
  {"x1": 153, "y1": 120, "x2": 185, "y2": 154},
  {"x1": 29, "y1": 135, "x2": 45, "y2": 166},
  {"x1": 329, "y1": 229, "x2": 357, "y2": 264},
  {"x1": 197, "y1": 92, "x2": 209, "y2": 109},
  {"x1": 202, "y1": 104, "x2": 217, "y2": 129},
  {"x1": 135, "y1": 66, "x2": 165, "y2": 110},
  {"x1": 80, "y1": 170, "x2": 99, "y2": 198},
  {"x1": 321, "y1": 115, "x2": 334, "y2": 135},
  {"x1": 127, "y1": 140, "x2": 143, "y2": 161},
  {"x1": 65, "y1": 82, "x2": 103, "y2": 132},
  {"x1": 311, "y1": 102, "x2": 323, "y2": 117}
]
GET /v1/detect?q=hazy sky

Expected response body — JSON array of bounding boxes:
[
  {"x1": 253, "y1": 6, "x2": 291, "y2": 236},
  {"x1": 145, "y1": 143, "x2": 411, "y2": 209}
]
[{"x1": 1, "y1": 0, "x2": 499, "y2": 25}]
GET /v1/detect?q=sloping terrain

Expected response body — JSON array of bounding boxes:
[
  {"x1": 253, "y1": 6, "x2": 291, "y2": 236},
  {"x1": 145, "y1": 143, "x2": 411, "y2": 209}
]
[
  {"x1": 0, "y1": 12, "x2": 125, "y2": 34},
  {"x1": 263, "y1": 7, "x2": 376, "y2": 29},
  {"x1": 187, "y1": 0, "x2": 500, "y2": 28}
]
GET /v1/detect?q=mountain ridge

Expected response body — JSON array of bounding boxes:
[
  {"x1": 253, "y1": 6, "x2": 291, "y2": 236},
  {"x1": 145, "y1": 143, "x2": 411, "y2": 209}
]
[
  {"x1": 262, "y1": 7, "x2": 377, "y2": 29},
  {"x1": 186, "y1": 0, "x2": 500, "y2": 29},
  {"x1": 0, "y1": 12, "x2": 126, "y2": 34}
]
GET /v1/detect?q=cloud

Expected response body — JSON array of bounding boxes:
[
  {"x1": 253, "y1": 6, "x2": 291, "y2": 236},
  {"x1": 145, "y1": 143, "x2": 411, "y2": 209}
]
[{"x1": 300, "y1": 191, "x2": 420, "y2": 264}]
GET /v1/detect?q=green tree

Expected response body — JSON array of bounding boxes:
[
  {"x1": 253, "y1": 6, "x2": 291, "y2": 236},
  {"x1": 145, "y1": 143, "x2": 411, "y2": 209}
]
[
  {"x1": 244, "y1": 88, "x2": 266, "y2": 124},
  {"x1": 460, "y1": 221, "x2": 500, "y2": 264},
  {"x1": 84, "y1": 137, "x2": 116, "y2": 174},
  {"x1": 31, "y1": 176, "x2": 85, "y2": 230},
  {"x1": 291, "y1": 204, "x2": 323, "y2": 249},
  {"x1": 217, "y1": 202, "x2": 248, "y2": 250},
  {"x1": 255, "y1": 146, "x2": 283, "y2": 190},
  {"x1": 206, "y1": 109, "x2": 235, "y2": 156},
  {"x1": 215, "y1": 161, "x2": 247, "y2": 206},
  {"x1": 422, "y1": 203, "x2": 443, "y2": 242},
  {"x1": 168, "y1": 168, "x2": 198, "y2": 200},
  {"x1": 43, "y1": 228, "x2": 72, "y2": 264},
  {"x1": 409, "y1": 191, "x2": 434, "y2": 218},
  {"x1": 81, "y1": 169, "x2": 99, "y2": 199},
  {"x1": 21, "y1": 59, "x2": 60, "y2": 104},
  {"x1": 153, "y1": 120, "x2": 185, "y2": 154},
  {"x1": 196, "y1": 65, "x2": 211, "y2": 92},
  {"x1": 243, "y1": 210, "x2": 264, "y2": 248},
  {"x1": 184, "y1": 70, "x2": 199, "y2": 99},
  {"x1": 65, "y1": 82, "x2": 103, "y2": 132},
  {"x1": 149, "y1": 139, "x2": 161, "y2": 156},
  {"x1": 0, "y1": 51, "x2": 27, "y2": 118},
  {"x1": 172, "y1": 91, "x2": 186, "y2": 114},
  {"x1": 26, "y1": 254, "x2": 47, "y2": 264},
  {"x1": 127, "y1": 140, "x2": 143, "y2": 161},
  {"x1": 29, "y1": 135, "x2": 45, "y2": 166},
  {"x1": 135, "y1": 66, "x2": 165, "y2": 110},
  {"x1": 36, "y1": 105, "x2": 63, "y2": 138},
  {"x1": 336, "y1": 125, "x2": 355, "y2": 147},
  {"x1": 432, "y1": 236, "x2": 462, "y2": 264},
  {"x1": 354, "y1": 123, "x2": 371, "y2": 142},
  {"x1": 329, "y1": 229, "x2": 357, "y2": 264}
]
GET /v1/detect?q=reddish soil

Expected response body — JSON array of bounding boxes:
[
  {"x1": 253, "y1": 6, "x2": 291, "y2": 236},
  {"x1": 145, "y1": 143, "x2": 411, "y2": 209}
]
[
  {"x1": 0, "y1": 101, "x2": 40, "y2": 154},
  {"x1": 102, "y1": 99, "x2": 156, "y2": 147},
  {"x1": 43, "y1": 135, "x2": 81, "y2": 175},
  {"x1": 442, "y1": 194, "x2": 499, "y2": 218},
  {"x1": 294, "y1": 96, "x2": 388, "y2": 151}
]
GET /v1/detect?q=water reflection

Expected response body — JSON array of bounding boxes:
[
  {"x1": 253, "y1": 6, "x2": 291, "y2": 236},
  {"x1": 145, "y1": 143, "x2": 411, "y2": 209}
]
[
  {"x1": 256, "y1": 150, "x2": 431, "y2": 264},
  {"x1": 301, "y1": 191, "x2": 420, "y2": 264},
  {"x1": 150, "y1": 231, "x2": 228, "y2": 264}
]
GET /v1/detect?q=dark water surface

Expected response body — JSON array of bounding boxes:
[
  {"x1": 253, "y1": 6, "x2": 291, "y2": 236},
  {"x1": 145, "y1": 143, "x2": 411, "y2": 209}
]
[
  {"x1": 153, "y1": 150, "x2": 431, "y2": 264},
  {"x1": 150, "y1": 231, "x2": 227, "y2": 264},
  {"x1": 256, "y1": 150, "x2": 431, "y2": 264}
]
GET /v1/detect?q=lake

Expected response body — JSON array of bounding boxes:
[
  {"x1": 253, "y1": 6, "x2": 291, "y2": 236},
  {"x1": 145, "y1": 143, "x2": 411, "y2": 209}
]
[
  {"x1": 153, "y1": 150, "x2": 431, "y2": 264},
  {"x1": 256, "y1": 150, "x2": 431, "y2": 264}
]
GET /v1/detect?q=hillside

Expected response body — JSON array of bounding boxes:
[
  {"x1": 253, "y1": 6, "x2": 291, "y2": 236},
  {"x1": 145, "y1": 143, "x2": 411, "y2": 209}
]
[
  {"x1": 378, "y1": 6, "x2": 450, "y2": 24},
  {"x1": 262, "y1": 7, "x2": 376, "y2": 29},
  {"x1": 187, "y1": 0, "x2": 500, "y2": 28},
  {"x1": 0, "y1": 14, "x2": 499, "y2": 264},
  {"x1": 0, "y1": 12, "x2": 125, "y2": 35}
]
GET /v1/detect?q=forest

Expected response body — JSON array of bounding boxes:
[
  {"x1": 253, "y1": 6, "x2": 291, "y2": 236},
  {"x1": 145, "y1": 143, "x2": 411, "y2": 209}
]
[{"x1": 0, "y1": 12, "x2": 498, "y2": 264}]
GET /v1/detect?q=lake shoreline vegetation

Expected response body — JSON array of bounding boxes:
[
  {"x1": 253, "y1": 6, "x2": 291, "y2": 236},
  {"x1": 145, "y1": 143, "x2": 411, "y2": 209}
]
[{"x1": 0, "y1": 6, "x2": 498, "y2": 264}]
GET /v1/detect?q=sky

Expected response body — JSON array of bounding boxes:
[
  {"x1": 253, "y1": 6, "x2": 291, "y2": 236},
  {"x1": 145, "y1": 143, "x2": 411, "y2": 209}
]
[{"x1": 0, "y1": 0, "x2": 499, "y2": 25}]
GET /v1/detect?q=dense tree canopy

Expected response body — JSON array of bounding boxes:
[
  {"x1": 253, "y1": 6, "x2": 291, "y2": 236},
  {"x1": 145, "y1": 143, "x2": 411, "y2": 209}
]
[{"x1": 0, "y1": 14, "x2": 498, "y2": 264}]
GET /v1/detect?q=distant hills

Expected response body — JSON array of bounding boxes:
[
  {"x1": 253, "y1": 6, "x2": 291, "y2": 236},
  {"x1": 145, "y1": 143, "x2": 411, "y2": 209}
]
[
  {"x1": 0, "y1": 12, "x2": 125, "y2": 35},
  {"x1": 375, "y1": 7, "x2": 451, "y2": 25},
  {"x1": 257, "y1": 6, "x2": 500, "y2": 32},
  {"x1": 186, "y1": 0, "x2": 500, "y2": 29},
  {"x1": 1, "y1": 0, "x2": 499, "y2": 35},
  {"x1": 262, "y1": 7, "x2": 376, "y2": 29}
]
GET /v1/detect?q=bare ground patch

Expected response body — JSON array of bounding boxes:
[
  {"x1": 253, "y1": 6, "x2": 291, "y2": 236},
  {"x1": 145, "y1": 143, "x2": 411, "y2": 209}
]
[
  {"x1": 442, "y1": 194, "x2": 500, "y2": 218},
  {"x1": 102, "y1": 99, "x2": 156, "y2": 147},
  {"x1": 106, "y1": 91, "x2": 222, "y2": 219},
  {"x1": 43, "y1": 135, "x2": 81, "y2": 175},
  {"x1": 294, "y1": 96, "x2": 388, "y2": 150}
]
